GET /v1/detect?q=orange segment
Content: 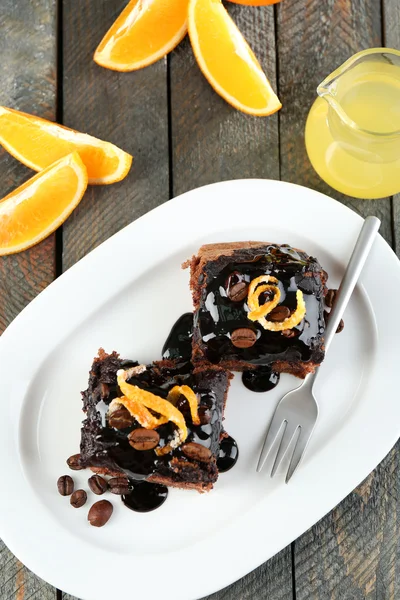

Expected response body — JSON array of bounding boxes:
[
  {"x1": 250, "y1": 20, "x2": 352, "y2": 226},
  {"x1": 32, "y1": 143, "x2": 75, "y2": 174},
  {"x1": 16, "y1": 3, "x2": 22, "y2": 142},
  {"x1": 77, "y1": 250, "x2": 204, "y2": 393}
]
[
  {"x1": 0, "y1": 152, "x2": 88, "y2": 256},
  {"x1": 94, "y1": 0, "x2": 189, "y2": 72},
  {"x1": 0, "y1": 106, "x2": 132, "y2": 185},
  {"x1": 188, "y1": 0, "x2": 282, "y2": 116}
]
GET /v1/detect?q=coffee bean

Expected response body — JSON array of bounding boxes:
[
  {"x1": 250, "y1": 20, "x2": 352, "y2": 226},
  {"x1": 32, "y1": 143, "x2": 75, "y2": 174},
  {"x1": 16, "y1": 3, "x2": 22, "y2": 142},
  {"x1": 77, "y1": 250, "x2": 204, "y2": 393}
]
[
  {"x1": 281, "y1": 329, "x2": 296, "y2": 338},
  {"x1": 88, "y1": 474, "x2": 108, "y2": 495},
  {"x1": 88, "y1": 500, "x2": 113, "y2": 527},
  {"x1": 231, "y1": 328, "x2": 257, "y2": 349},
  {"x1": 109, "y1": 477, "x2": 132, "y2": 495},
  {"x1": 67, "y1": 453, "x2": 84, "y2": 471},
  {"x1": 70, "y1": 489, "x2": 87, "y2": 508},
  {"x1": 228, "y1": 282, "x2": 248, "y2": 302},
  {"x1": 108, "y1": 406, "x2": 134, "y2": 429},
  {"x1": 336, "y1": 319, "x2": 344, "y2": 333},
  {"x1": 267, "y1": 305, "x2": 290, "y2": 322},
  {"x1": 128, "y1": 428, "x2": 160, "y2": 451},
  {"x1": 182, "y1": 442, "x2": 212, "y2": 463},
  {"x1": 325, "y1": 289, "x2": 337, "y2": 309},
  {"x1": 198, "y1": 405, "x2": 212, "y2": 425},
  {"x1": 57, "y1": 475, "x2": 74, "y2": 496}
]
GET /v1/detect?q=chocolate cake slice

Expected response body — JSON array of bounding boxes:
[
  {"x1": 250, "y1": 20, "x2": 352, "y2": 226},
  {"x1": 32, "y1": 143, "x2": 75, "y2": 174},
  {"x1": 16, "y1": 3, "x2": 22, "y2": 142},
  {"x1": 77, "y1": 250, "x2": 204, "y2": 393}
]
[
  {"x1": 80, "y1": 349, "x2": 231, "y2": 492},
  {"x1": 186, "y1": 242, "x2": 328, "y2": 378}
]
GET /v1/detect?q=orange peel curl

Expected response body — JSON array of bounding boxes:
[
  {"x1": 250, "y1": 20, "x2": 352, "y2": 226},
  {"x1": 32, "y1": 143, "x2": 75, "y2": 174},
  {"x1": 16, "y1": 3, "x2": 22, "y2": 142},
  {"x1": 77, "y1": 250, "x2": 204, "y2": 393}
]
[{"x1": 167, "y1": 385, "x2": 200, "y2": 425}]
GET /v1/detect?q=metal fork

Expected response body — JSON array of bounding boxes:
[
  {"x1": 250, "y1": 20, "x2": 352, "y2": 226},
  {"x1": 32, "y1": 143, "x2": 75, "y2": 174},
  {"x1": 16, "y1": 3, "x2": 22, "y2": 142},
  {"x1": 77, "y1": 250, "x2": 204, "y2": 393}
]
[{"x1": 256, "y1": 216, "x2": 381, "y2": 483}]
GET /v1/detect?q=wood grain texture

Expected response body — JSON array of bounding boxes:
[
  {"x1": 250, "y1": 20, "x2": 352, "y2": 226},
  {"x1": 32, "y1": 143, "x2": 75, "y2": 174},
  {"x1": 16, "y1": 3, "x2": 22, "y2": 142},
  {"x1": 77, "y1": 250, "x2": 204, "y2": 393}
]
[
  {"x1": 0, "y1": 540, "x2": 55, "y2": 600},
  {"x1": 383, "y1": 0, "x2": 400, "y2": 254},
  {"x1": 276, "y1": 0, "x2": 392, "y2": 242},
  {"x1": 0, "y1": 0, "x2": 57, "y2": 333},
  {"x1": 0, "y1": 1, "x2": 57, "y2": 599},
  {"x1": 170, "y1": 5, "x2": 280, "y2": 196},
  {"x1": 61, "y1": 0, "x2": 169, "y2": 270}
]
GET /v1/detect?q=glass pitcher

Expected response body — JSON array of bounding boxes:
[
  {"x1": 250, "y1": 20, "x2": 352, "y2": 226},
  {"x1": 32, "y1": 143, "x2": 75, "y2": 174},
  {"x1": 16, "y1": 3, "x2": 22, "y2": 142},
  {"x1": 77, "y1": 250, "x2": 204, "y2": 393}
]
[{"x1": 305, "y1": 48, "x2": 400, "y2": 199}]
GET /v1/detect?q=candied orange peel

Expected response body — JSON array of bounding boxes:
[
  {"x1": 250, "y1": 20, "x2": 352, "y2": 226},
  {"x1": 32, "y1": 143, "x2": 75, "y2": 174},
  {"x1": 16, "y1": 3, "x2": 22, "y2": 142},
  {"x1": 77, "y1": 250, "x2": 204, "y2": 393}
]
[
  {"x1": 109, "y1": 396, "x2": 168, "y2": 430},
  {"x1": 247, "y1": 275, "x2": 306, "y2": 331},
  {"x1": 167, "y1": 385, "x2": 200, "y2": 425},
  {"x1": 116, "y1": 369, "x2": 189, "y2": 455}
]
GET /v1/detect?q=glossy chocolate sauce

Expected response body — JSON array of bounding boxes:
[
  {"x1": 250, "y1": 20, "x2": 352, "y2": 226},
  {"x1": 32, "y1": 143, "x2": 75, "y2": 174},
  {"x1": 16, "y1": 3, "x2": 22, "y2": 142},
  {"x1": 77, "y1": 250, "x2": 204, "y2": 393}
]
[
  {"x1": 162, "y1": 312, "x2": 193, "y2": 361},
  {"x1": 242, "y1": 367, "x2": 280, "y2": 393},
  {"x1": 217, "y1": 435, "x2": 239, "y2": 472},
  {"x1": 122, "y1": 481, "x2": 168, "y2": 512},
  {"x1": 196, "y1": 244, "x2": 326, "y2": 366}
]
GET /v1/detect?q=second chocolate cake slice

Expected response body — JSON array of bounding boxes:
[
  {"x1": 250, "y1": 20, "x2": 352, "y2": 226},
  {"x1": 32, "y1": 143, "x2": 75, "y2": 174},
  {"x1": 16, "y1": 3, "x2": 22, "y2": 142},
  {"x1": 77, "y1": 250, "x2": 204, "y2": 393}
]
[
  {"x1": 80, "y1": 349, "x2": 231, "y2": 492},
  {"x1": 186, "y1": 242, "x2": 328, "y2": 378}
]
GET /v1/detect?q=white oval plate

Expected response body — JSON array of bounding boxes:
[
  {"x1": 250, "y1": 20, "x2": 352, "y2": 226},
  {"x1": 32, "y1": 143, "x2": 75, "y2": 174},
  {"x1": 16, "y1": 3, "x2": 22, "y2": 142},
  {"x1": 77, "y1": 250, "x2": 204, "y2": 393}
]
[{"x1": 0, "y1": 180, "x2": 399, "y2": 600}]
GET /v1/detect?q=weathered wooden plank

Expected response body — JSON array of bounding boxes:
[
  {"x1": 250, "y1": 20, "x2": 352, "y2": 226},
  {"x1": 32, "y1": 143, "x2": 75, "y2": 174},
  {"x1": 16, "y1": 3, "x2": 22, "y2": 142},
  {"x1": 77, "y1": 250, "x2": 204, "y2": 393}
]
[
  {"x1": 383, "y1": 0, "x2": 400, "y2": 255},
  {"x1": 0, "y1": 1, "x2": 58, "y2": 599},
  {"x1": 276, "y1": 1, "x2": 399, "y2": 598},
  {"x1": 0, "y1": 0, "x2": 57, "y2": 332},
  {"x1": 170, "y1": 6, "x2": 292, "y2": 599},
  {"x1": 61, "y1": 0, "x2": 169, "y2": 270},
  {"x1": 276, "y1": 0, "x2": 392, "y2": 242},
  {"x1": 170, "y1": 5, "x2": 280, "y2": 195}
]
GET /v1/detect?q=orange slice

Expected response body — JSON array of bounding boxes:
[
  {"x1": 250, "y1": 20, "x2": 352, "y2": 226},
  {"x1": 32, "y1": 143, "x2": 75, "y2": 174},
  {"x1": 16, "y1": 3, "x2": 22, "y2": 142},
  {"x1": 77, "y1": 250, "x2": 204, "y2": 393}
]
[
  {"x1": 0, "y1": 106, "x2": 132, "y2": 185},
  {"x1": 188, "y1": 0, "x2": 282, "y2": 116},
  {"x1": 0, "y1": 152, "x2": 88, "y2": 256},
  {"x1": 94, "y1": 0, "x2": 189, "y2": 72},
  {"x1": 227, "y1": 0, "x2": 280, "y2": 5}
]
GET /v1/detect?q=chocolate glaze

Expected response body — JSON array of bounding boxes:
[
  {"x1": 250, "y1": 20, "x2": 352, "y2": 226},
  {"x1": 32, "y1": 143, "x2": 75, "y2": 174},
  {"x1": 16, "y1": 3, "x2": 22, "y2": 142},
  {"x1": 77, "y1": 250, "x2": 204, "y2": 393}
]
[
  {"x1": 217, "y1": 435, "x2": 239, "y2": 473},
  {"x1": 242, "y1": 367, "x2": 280, "y2": 393},
  {"x1": 162, "y1": 312, "x2": 193, "y2": 362},
  {"x1": 195, "y1": 244, "x2": 326, "y2": 366},
  {"x1": 122, "y1": 481, "x2": 168, "y2": 512}
]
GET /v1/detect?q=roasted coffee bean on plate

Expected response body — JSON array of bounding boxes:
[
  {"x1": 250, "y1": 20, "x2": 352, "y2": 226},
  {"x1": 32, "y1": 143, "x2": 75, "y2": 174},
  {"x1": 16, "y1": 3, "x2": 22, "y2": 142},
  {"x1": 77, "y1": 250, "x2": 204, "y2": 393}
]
[
  {"x1": 231, "y1": 328, "x2": 257, "y2": 349},
  {"x1": 70, "y1": 489, "x2": 87, "y2": 508},
  {"x1": 227, "y1": 281, "x2": 248, "y2": 302},
  {"x1": 267, "y1": 305, "x2": 290, "y2": 322},
  {"x1": 182, "y1": 442, "x2": 212, "y2": 463},
  {"x1": 108, "y1": 406, "x2": 134, "y2": 429},
  {"x1": 57, "y1": 475, "x2": 74, "y2": 496},
  {"x1": 128, "y1": 428, "x2": 160, "y2": 451},
  {"x1": 66, "y1": 453, "x2": 84, "y2": 471},
  {"x1": 109, "y1": 477, "x2": 132, "y2": 495},
  {"x1": 88, "y1": 500, "x2": 113, "y2": 527},
  {"x1": 324, "y1": 310, "x2": 344, "y2": 333},
  {"x1": 88, "y1": 474, "x2": 108, "y2": 495}
]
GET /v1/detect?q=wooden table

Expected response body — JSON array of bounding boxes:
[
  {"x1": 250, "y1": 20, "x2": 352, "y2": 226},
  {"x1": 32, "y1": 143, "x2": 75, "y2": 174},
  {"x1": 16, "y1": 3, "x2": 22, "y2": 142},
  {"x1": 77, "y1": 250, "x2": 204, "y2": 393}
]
[{"x1": 1, "y1": 1, "x2": 399, "y2": 599}]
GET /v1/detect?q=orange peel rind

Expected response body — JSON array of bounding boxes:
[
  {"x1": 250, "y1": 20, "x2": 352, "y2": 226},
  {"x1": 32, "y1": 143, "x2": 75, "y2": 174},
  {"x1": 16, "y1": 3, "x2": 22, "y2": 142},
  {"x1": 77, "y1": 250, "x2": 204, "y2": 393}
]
[
  {"x1": 247, "y1": 275, "x2": 306, "y2": 331},
  {"x1": 109, "y1": 396, "x2": 168, "y2": 429},
  {"x1": 116, "y1": 370, "x2": 188, "y2": 455},
  {"x1": 167, "y1": 385, "x2": 200, "y2": 425}
]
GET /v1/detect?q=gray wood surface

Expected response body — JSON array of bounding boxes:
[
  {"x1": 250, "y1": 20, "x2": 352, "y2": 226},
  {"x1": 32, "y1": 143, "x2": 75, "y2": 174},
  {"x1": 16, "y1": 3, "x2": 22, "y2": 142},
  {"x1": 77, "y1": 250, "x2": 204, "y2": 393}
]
[
  {"x1": 0, "y1": 1, "x2": 57, "y2": 599},
  {"x1": 1, "y1": 1, "x2": 400, "y2": 599}
]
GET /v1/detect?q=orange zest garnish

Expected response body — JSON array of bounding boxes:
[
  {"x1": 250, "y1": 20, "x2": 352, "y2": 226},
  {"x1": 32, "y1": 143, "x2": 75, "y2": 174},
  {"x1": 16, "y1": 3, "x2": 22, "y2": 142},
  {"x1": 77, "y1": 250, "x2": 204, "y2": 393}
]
[
  {"x1": 188, "y1": 0, "x2": 282, "y2": 116},
  {"x1": 0, "y1": 152, "x2": 87, "y2": 256},
  {"x1": 247, "y1": 275, "x2": 306, "y2": 331},
  {"x1": 94, "y1": 0, "x2": 188, "y2": 72},
  {"x1": 117, "y1": 370, "x2": 188, "y2": 455},
  {"x1": 227, "y1": 0, "x2": 280, "y2": 5},
  {"x1": 0, "y1": 106, "x2": 132, "y2": 185},
  {"x1": 167, "y1": 385, "x2": 200, "y2": 425},
  {"x1": 109, "y1": 397, "x2": 168, "y2": 429}
]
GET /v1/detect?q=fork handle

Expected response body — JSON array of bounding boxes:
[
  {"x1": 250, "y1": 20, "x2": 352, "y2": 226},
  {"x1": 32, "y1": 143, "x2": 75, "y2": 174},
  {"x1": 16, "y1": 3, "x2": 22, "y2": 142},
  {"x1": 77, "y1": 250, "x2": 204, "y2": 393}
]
[{"x1": 310, "y1": 215, "x2": 380, "y2": 386}]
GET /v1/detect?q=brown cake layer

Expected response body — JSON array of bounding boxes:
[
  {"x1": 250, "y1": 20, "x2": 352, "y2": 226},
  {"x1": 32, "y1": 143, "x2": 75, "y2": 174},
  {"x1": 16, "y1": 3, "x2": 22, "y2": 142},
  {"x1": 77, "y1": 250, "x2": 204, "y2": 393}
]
[
  {"x1": 186, "y1": 242, "x2": 328, "y2": 377},
  {"x1": 80, "y1": 350, "x2": 231, "y2": 493}
]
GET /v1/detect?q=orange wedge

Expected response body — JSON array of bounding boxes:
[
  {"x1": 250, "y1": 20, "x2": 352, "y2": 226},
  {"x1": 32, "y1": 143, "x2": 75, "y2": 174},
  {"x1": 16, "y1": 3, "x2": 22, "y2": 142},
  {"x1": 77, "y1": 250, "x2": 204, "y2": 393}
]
[
  {"x1": 0, "y1": 152, "x2": 88, "y2": 256},
  {"x1": 0, "y1": 106, "x2": 132, "y2": 185},
  {"x1": 227, "y1": 0, "x2": 280, "y2": 5},
  {"x1": 94, "y1": 0, "x2": 189, "y2": 72},
  {"x1": 188, "y1": 0, "x2": 282, "y2": 116}
]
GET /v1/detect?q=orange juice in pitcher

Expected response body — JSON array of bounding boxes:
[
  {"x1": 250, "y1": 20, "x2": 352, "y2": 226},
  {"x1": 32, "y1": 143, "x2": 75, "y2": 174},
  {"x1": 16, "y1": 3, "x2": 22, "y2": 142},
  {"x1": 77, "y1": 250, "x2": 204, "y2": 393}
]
[{"x1": 305, "y1": 48, "x2": 400, "y2": 199}]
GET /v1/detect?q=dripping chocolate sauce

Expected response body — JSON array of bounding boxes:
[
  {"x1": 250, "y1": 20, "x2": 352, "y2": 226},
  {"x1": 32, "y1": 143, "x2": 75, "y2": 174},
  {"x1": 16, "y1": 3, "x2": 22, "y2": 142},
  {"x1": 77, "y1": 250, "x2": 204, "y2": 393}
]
[
  {"x1": 122, "y1": 481, "x2": 168, "y2": 513},
  {"x1": 242, "y1": 367, "x2": 280, "y2": 393}
]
